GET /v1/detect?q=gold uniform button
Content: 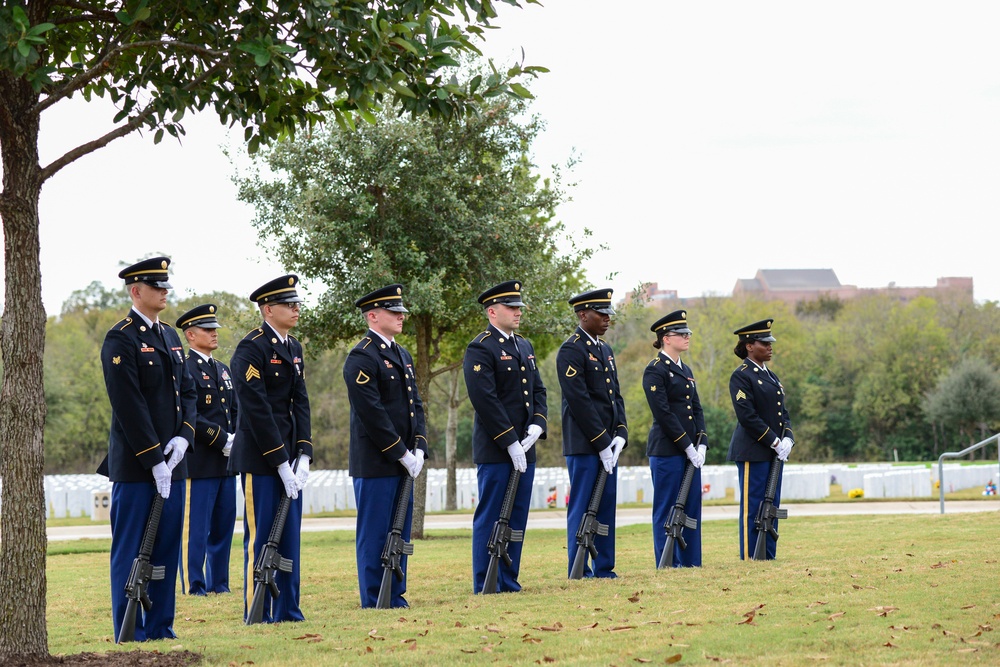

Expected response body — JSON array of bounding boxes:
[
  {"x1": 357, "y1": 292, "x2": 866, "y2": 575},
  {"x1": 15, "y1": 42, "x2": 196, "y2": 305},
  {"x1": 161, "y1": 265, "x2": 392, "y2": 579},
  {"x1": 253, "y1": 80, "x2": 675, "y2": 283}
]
[
  {"x1": 148, "y1": 361, "x2": 153, "y2": 366},
  {"x1": 410, "y1": 399, "x2": 414, "y2": 405},
  {"x1": 523, "y1": 390, "x2": 529, "y2": 396},
  {"x1": 221, "y1": 398, "x2": 226, "y2": 403},
  {"x1": 521, "y1": 366, "x2": 526, "y2": 371},
  {"x1": 410, "y1": 412, "x2": 414, "y2": 417},
  {"x1": 688, "y1": 415, "x2": 693, "y2": 420},
  {"x1": 525, "y1": 402, "x2": 530, "y2": 407},
  {"x1": 408, "y1": 386, "x2": 412, "y2": 392},
  {"x1": 522, "y1": 378, "x2": 527, "y2": 384},
  {"x1": 608, "y1": 390, "x2": 613, "y2": 395}
]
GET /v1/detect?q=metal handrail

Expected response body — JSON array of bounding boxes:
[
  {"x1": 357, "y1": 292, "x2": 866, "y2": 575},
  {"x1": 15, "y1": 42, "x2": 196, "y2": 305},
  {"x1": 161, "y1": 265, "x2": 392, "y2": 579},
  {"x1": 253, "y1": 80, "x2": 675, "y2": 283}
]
[{"x1": 938, "y1": 433, "x2": 1000, "y2": 513}]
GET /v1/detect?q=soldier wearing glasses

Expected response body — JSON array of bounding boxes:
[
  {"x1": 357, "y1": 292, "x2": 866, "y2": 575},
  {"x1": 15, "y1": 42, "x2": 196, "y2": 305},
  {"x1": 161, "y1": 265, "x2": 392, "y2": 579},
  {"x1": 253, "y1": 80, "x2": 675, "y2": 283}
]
[
  {"x1": 643, "y1": 310, "x2": 709, "y2": 567},
  {"x1": 228, "y1": 275, "x2": 313, "y2": 623}
]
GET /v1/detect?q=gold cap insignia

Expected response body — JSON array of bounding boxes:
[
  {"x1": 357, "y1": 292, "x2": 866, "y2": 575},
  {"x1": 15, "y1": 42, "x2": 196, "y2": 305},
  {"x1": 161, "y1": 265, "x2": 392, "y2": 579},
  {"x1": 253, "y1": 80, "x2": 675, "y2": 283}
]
[
  {"x1": 397, "y1": 287, "x2": 402, "y2": 294},
  {"x1": 514, "y1": 283, "x2": 520, "y2": 290},
  {"x1": 209, "y1": 306, "x2": 215, "y2": 313},
  {"x1": 160, "y1": 260, "x2": 167, "y2": 269},
  {"x1": 288, "y1": 277, "x2": 295, "y2": 285}
]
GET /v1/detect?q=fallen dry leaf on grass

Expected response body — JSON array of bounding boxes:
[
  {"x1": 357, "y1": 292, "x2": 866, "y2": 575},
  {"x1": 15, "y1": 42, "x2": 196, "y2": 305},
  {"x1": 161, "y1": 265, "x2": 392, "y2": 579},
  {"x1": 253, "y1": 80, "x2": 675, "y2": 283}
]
[
  {"x1": 828, "y1": 612, "x2": 846, "y2": 621},
  {"x1": 634, "y1": 659, "x2": 652, "y2": 663},
  {"x1": 292, "y1": 633, "x2": 322, "y2": 641},
  {"x1": 537, "y1": 622, "x2": 564, "y2": 632},
  {"x1": 883, "y1": 642, "x2": 897, "y2": 648},
  {"x1": 957, "y1": 648, "x2": 979, "y2": 653},
  {"x1": 609, "y1": 625, "x2": 637, "y2": 632},
  {"x1": 367, "y1": 629, "x2": 384, "y2": 641},
  {"x1": 961, "y1": 604, "x2": 976, "y2": 609},
  {"x1": 628, "y1": 590, "x2": 643, "y2": 603},
  {"x1": 665, "y1": 654, "x2": 683, "y2": 663},
  {"x1": 930, "y1": 561, "x2": 948, "y2": 569},
  {"x1": 522, "y1": 636, "x2": 542, "y2": 644},
  {"x1": 577, "y1": 623, "x2": 598, "y2": 630},
  {"x1": 807, "y1": 601, "x2": 829, "y2": 607}
]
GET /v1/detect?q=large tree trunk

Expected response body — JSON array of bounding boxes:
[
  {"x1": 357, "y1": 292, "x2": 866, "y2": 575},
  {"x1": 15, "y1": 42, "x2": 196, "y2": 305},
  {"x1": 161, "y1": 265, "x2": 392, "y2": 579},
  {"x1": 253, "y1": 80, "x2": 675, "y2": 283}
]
[
  {"x1": 0, "y1": 72, "x2": 50, "y2": 660},
  {"x1": 411, "y1": 315, "x2": 432, "y2": 538},
  {"x1": 445, "y1": 367, "x2": 461, "y2": 511}
]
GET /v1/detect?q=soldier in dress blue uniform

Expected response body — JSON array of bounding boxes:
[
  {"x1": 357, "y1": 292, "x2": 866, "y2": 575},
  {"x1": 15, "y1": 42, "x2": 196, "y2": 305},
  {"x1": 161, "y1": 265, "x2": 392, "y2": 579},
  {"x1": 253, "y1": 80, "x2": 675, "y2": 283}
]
[
  {"x1": 100, "y1": 256, "x2": 197, "y2": 642},
  {"x1": 643, "y1": 309, "x2": 709, "y2": 567},
  {"x1": 343, "y1": 284, "x2": 428, "y2": 608},
  {"x1": 464, "y1": 280, "x2": 547, "y2": 594},
  {"x1": 557, "y1": 289, "x2": 627, "y2": 578},
  {"x1": 228, "y1": 275, "x2": 313, "y2": 623},
  {"x1": 175, "y1": 304, "x2": 239, "y2": 596},
  {"x1": 727, "y1": 318, "x2": 794, "y2": 560}
]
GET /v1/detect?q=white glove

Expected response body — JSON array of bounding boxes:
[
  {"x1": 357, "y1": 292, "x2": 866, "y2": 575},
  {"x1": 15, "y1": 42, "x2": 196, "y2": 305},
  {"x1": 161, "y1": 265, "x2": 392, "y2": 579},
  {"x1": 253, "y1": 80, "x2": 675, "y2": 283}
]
[
  {"x1": 295, "y1": 454, "x2": 310, "y2": 488},
  {"x1": 610, "y1": 436, "x2": 626, "y2": 468},
  {"x1": 697, "y1": 444, "x2": 707, "y2": 464},
  {"x1": 416, "y1": 449, "x2": 425, "y2": 467},
  {"x1": 598, "y1": 445, "x2": 614, "y2": 473},
  {"x1": 521, "y1": 424, "x2": 543, "y2": 453},
  {"x1": 400, "y1": 450, "x2": 421, "y2": 478},
  {"x1": 277, "y1": 460, "x2": 299, "y2": 499},
  {"x1": 152, "y1": 462, "x2": 171, "y2": 499},
  {"x1": 777, "y1": 436, "x2": 794, "y2": 461},
  {"x1": 684, "y1": 444, "x2": 704, "y2": 469},
  {"x1": 222, "y1": 433, "x2": 234, "y2": 457},
  {"x1": 507, "y1": 442, "x2": 527, "y2": 473},
  {"x1": 164, "y1": 436, "x2": 189, "y2": 472}
]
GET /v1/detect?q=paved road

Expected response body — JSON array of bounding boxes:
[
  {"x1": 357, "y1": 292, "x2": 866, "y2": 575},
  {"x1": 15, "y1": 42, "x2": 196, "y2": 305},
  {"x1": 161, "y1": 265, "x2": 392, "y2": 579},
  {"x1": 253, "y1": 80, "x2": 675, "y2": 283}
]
[{"x1": 46, "y1": 499, "x2": 1000, "y2": 542}]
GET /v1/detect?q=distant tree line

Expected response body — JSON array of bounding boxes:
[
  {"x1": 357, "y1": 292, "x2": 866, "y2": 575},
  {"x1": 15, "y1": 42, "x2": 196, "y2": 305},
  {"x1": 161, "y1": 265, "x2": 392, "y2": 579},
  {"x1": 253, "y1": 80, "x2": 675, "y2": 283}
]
[{"x1": 43, "y1": 285, "x2": 1000, "y2": 474}]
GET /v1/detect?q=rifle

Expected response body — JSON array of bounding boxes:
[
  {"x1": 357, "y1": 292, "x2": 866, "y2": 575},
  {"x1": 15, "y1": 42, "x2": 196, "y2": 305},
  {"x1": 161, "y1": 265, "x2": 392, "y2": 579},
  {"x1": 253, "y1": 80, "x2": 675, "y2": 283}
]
[
  {"x1": 657, "y1": 434, "x2": 704, "y2": 569},
  {"x1": 482, "y1": 469, "x2": 523, "y2": 594},
  {"x1": 751, "y1": 459, "x2": 787, "y2": 561},
  {"x1": 246, "y1": 457, "x2": 299, "y2": 625},
  {"x1": 569, "y1": 468, "x2": 609, "y2": 579},
  {"x1": 376, "y1": 475, "x2": 415, "y2": 609},
  {"x1": 657, "y1": 461, "x2": 698, "y2": 569},
  {"x1": 117, "y1": 494, "x2": 165, "y2": 644}
]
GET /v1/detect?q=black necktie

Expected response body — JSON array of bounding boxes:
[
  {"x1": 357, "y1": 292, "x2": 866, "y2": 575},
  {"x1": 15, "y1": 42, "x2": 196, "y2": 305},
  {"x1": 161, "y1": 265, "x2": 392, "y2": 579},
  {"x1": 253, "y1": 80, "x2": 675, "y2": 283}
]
[{"x1": 208, "y1": 357, "x2": 217, "y2": 369}]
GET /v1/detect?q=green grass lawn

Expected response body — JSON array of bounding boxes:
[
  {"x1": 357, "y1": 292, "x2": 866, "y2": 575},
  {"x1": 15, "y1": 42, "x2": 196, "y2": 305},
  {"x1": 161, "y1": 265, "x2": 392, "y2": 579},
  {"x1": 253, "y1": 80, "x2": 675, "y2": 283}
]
[{"x1": 46, "y1": 511, "x2": 999, "y2": 665}]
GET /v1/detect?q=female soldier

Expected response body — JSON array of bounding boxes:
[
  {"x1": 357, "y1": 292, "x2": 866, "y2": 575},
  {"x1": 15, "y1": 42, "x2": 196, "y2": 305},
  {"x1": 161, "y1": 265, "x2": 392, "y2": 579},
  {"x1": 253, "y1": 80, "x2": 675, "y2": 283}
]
[
  {"x1": 727, "y1": 319, "x2": 794, "y2": 560},
  {"x1": 643, "y1": 310, "x2": 708, "y2": 567}
]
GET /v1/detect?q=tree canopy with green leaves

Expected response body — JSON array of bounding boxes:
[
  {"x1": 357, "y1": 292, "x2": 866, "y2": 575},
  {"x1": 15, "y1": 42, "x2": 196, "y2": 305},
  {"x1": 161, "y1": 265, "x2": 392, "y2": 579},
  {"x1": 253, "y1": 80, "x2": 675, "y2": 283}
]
[
  {"x1": 236, "y1": 93, "x2": 596, "y2": 535},
  {"x1": 0, "y1": 1, "x2": 539, "y2": 659}
]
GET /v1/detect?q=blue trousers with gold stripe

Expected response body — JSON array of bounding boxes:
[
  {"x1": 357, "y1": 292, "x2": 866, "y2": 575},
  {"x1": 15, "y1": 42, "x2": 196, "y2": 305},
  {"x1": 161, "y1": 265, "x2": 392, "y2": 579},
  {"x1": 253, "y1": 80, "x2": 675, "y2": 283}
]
[
  {"x1": 241, "y1": 473, "x2": 304, "y2": 623},
  {"x1": 651, "y1": 455, "x2": 703, "y2": 567},
  {"x1": 472, "y1": 462, "x2": 535, "y2": 594},
  {"x1": 736, "y1": 460, "x2": 784, "y2": 560},
  {"x1": 353, "y1": 475, "x2": 413, "y2": 608},
  {"x1": 180, "y1": 476, "x2": 236, "y2": 595},
  {"x1": 565, "y1": 455, "x2": 617, "y2": 578},
  {"x1": 110, "y1": 479, "x2": 184, "y2": 642}
]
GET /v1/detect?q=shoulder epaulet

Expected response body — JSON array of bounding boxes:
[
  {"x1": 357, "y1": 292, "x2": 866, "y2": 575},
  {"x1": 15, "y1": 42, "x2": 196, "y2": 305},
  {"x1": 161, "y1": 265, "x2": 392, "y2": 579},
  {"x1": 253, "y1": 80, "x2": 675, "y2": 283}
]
[
  {"x1": 245, "y1": 327, "x2": 264, "y2": 341},
  {"x1": 567, "y1": 333, "x2": 581, "y2": 344},
  {"x1": 184, "y1": 353, "x2": 190, "y2": 360},
  {"x1": 738, "y1": 363, "x2": 749, "y2": 372},
  {"x1": 288, "y1": 333, "x2": 298, "y2": 341},
  {"x1": 355, "y1": 336, "x2": 373, "y2": 350},
  {"x1": 648, "y1": 356, "x2": 661, "y2": 366},
  {"x1": 113, "y1": 316, "x2": 133, "y2": 331},
  {"x1": 474, "y1": 330, "x2": 491, "y2": 343}
]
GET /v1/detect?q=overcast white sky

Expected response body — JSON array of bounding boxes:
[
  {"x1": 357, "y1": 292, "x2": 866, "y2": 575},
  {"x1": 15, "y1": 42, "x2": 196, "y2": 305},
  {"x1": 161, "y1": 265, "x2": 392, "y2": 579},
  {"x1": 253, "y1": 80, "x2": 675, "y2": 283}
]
[{"x1": 10, "y1": 0, "x2": 1000, "y2": 315}]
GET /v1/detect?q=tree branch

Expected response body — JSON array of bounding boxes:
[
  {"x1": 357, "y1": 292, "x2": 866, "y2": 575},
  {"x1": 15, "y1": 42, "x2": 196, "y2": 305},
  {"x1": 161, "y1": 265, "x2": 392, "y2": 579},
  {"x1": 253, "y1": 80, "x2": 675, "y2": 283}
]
[
  {"x1": 428, "y1": 359, "x2": 463, "y2": 381},
  {"x1": 39, "y1": 62, "x2": 226, "y2": 181},
  {"x1": 34, "y1": 39, "x2": 229, "y2": 115}
]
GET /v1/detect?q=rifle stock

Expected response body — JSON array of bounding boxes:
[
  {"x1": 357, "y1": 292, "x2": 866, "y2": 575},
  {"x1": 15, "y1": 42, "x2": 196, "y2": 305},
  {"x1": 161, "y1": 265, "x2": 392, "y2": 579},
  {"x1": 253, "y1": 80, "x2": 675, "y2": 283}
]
[
  {"x1": 246, "y1": 456, "x2": 300, "y2": 625},
  {"x1": 482, "y1": 469, "x2": 523, "y2": 594},
  {"x1": 569, "y1": 468, "x2": 609, "y2": 579},
  {"x1": 751, "y1": 459, "x2": 788, "y2": 561},
  {"x1": 658, "y1": 461, "x2": 699, "y2": 569},
  {"x1": 117, "y1": 494, "x2": 166, "y2": 644},
  {"x1": 376, "y1": 475, "x2": 415, "y2": 609}
]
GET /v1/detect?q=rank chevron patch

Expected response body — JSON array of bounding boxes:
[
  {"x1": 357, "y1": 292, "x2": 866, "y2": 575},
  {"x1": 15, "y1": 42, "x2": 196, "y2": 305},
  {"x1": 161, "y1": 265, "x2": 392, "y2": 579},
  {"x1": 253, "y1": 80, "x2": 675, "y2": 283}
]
[{"x1": 245, "y1": 364, "x2": 261, "y2": 382}]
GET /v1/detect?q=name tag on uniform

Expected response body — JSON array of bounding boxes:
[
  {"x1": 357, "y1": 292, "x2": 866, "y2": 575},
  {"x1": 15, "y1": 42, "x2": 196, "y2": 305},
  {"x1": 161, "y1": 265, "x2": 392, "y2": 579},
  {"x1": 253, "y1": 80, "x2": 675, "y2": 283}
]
[
  {"x1": 140, "y1": 346, "x2": 155, "y2": 353},
  {"x1": 270, "y1": 358, "x2": 283, "y2": 364},
  {"x1": 500, "y1": 354, "x2": 512, "y2": 361}
]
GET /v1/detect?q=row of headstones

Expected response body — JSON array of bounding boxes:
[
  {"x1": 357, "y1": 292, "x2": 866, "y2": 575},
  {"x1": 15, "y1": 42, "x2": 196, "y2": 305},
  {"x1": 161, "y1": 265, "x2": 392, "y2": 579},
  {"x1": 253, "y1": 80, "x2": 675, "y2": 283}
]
[{"x1": 19, "y1": 462, "x2": 999, "y2": 519}]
